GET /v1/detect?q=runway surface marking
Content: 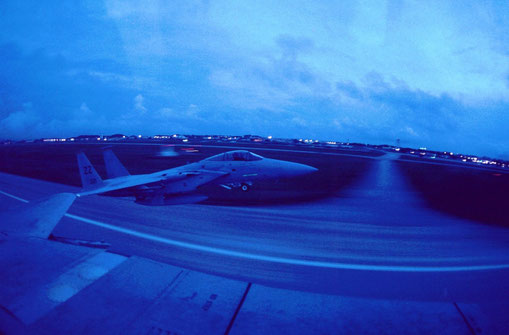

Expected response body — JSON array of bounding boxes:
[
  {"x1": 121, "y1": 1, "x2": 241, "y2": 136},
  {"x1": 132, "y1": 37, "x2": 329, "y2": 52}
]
[
  {"x1": 2, "y1": 189, "x2": 509, "y2": 273},
  {"x1": 0, "y1": 189, "x2": 29, "y2": 203}
]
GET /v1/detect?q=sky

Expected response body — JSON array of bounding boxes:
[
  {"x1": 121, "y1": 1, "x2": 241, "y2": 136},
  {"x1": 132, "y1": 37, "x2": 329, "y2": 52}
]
[{"x1": 0, "y1": 1, "x2": 508, "y2": 158}]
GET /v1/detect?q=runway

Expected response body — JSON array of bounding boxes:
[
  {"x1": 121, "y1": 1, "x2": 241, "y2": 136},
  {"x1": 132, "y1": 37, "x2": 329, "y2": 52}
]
[{"x1": 2, "y1": 154, "x2": 509, "y2": 303}]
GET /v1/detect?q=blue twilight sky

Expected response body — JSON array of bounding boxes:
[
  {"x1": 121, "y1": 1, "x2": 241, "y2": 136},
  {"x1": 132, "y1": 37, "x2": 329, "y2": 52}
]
[{"x1": 1, "y1": 1, "x2": 509, "y2": 157}]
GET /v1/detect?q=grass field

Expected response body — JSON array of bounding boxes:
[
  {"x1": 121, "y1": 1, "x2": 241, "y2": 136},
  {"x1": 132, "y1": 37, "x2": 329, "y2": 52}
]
[
  {"x1": 0, "y1": 143, "x2": 373, "y2": 204},
  {"x1": 396, "y1": 160, "x2": 509, "y2": 226}
]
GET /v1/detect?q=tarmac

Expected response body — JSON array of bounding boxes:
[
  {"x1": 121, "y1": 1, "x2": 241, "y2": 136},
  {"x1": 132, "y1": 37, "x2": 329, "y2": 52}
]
[{"x1": 1, "y1": 153, "x2": 508, "y2": 334}]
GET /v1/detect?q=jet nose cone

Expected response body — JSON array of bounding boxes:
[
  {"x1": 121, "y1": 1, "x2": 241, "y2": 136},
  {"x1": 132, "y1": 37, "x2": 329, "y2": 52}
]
[{"x1": 292, "y1": 162, "x2": 318, "y2": 176}]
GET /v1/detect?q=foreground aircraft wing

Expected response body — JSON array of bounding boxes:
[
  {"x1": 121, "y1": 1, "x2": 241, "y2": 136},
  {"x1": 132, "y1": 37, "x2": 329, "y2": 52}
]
[{"x1": 0, "y1": 193, "x2": 76, "y2": 239}]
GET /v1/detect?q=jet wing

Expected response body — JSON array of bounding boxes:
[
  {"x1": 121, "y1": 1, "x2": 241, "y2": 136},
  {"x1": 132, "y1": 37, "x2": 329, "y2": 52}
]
[
  {"x1": 134, "y1": 169, "x2": 229, "y2": 205},
  {"x1": 0, "y1": 193, "x2": 76, "y2": 239},
  {"x1": 77, "y1": 169, "x2": 228, "y2": 197}
]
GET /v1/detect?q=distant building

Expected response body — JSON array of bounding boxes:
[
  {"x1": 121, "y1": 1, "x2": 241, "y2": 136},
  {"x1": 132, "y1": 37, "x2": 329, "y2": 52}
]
[
  {"x1": 75, "y1": 135, "x2": 101, "y2": 141},
  {"x1": 42, "y1": 138, "x2": 67, "y2": 142},
  {"x1": 104, "y1": 134, "x2": 127, "y2": 141}
]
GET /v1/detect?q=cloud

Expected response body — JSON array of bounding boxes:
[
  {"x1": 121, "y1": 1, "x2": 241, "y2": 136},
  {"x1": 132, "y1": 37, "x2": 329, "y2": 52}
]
[
  {"x1": 1, "y1": 1, "x2": 509, "y2": 157},
  {"x1": 0, "y1": 102, "x2": 40, "y2": 135},
  {"x1": 134, "y1": 94, "x2": 147, "y2": 114}
]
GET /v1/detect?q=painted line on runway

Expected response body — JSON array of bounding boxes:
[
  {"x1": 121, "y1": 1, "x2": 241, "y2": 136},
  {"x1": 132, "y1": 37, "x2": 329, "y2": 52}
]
[
  {"x1": 3, "y1": 188, "x2": 509, "y2": 273},
  {"x1": 63, "y1": 213, "x2": 509, "y2": 273},
  {"x1": 0, "y1": 190, "x2": 29, "y2": 203}
]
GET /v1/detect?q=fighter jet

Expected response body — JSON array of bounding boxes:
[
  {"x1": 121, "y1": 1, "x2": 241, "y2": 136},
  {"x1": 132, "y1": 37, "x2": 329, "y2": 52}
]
[{"x1": 77, "y1": 149, "x2": 317, "y2": 205}]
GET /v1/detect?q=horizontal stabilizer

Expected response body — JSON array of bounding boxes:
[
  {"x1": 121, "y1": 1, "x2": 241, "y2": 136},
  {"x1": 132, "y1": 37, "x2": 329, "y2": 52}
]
[{"x1": 0, "y1": 193, "x2": 76, "y2": 238}]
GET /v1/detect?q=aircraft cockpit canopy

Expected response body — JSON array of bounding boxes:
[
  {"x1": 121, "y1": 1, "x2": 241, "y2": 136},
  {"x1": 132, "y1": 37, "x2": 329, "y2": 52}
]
[{"x1": 205, "y1": 150, "x2": 263, "y2": 161}]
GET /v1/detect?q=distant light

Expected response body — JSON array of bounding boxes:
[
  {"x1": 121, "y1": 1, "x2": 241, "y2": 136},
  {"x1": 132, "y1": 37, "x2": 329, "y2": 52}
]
[
  {"x1": 122, "y1": 135, "x2": 126, "y2": 138},
  {"x1": 70, "y1": 138, "x2": 75, "y2": 141},
  {"x1": 97, "y1": 137, "x2": 101, "y2": 141},
  {"x1": 268, "y1": 135, "x2": 272, "y2": 139},
  {"x1": 103, "y1": 138, "x2": 107, "y2": 141},
  {"x1": 138, "y1": 135, "x2": 142, "y2": 138},
  {"x1": 395, "y1": 148, "x2": 400, "y2": 151},
  {"x1": 182, "y1": 139, "x2": 188, "y2": 142}
]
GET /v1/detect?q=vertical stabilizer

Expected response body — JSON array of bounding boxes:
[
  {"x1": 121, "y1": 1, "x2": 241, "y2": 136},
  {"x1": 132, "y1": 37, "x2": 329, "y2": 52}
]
[
  {"x1": 76, "y1": 152, "x2": 103, "y2": 190},
  {"x1": 103, "y1": 149, "x2": 130, "y2": 179}
]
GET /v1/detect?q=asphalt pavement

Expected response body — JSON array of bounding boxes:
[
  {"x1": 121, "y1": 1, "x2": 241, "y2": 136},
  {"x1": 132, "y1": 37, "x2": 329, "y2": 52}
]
[{"x1": 1, "y1": 153, "x2": 509, "y2": 333}]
